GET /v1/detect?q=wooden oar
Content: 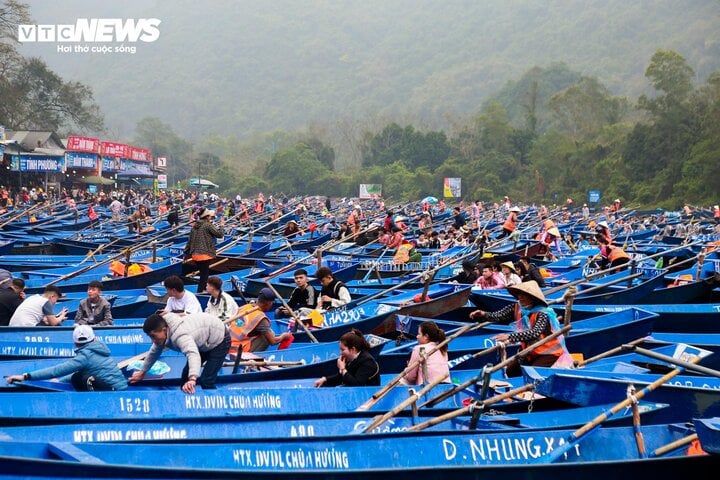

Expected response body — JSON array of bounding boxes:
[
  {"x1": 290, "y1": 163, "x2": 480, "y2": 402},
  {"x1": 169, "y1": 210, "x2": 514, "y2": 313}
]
[
  {"x1": 408, "y1": 383, "x2": 535, "y2": 432},
  {"x1": 262, "y1": 281, "x2": 318, "y2": 343},
  {"x1": 623, "y1": 344, "x2": 720, "y2": 377},
  {"x1": 420, "y1": 324, "x2": 572, "y2": 409},
  {"x1": 537, "y1": 347, "x2": 705, "y2": 463},
  {"x1": 356, "y1": 321, "x2": 491, "y2": 412},
  {"x1": 361, "y1": 372, "x2": 450, "y2": 433},
  {"x1": 46, "y1": 219, "x2": 194, "y2": 287},
  {"x1": 0, "y1": 202, "x2": 44, "y2": 229},
  {"x1": 576, "y1": 336, "x2": 648, "y2": 368}
]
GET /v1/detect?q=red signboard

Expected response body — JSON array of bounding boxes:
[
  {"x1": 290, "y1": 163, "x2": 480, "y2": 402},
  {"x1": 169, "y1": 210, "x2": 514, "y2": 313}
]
[
  {"x1": 66, "y1": 136, "x2": 99, "y2": 153},
  {"x1": 100, "y1": 141, "x2": 130, "y2": 158},
  {"x1": 129, "y1": 147, "x2": 152, "y2": 162}
]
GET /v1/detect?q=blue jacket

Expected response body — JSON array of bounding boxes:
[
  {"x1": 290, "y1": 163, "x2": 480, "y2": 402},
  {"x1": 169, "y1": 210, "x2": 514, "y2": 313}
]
[{"x1": 28, "y1": 340, "x2": 128, "y2": 391}]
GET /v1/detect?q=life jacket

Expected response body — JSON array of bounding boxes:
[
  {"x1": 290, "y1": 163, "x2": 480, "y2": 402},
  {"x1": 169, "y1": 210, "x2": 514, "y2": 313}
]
[
  {"x1": 502, "y1": 212, "x2": 517, "y2": 232},
  {"x1": 88, "y1": 206, "x2": 98, "y2": 221},
  {"x1": 608, "y1": 246, "x2": 629, "y2": 263},
  {"x1": 670, "y1": 274, "x2": 693, "y2": 287},
  {"x1": 228, "y1": 303, "x2": 266, "y2": 356},
  {"x1": 110, "y1": 261, "x2": 151, "y2": 277},
  {"x1": 513, "y1": 304, "x2": 567, "y2": 360},
  {"x1": 393, "y1": 243, "x2": 413, "y2": 264}
]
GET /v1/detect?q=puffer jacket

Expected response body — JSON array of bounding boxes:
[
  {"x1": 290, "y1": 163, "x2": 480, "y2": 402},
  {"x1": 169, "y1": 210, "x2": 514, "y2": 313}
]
[
  {"x1": 28, "y1": 341, "x2": 127, "y2": 390},
  {"x1": 141, "y1": 312, "x2": 226, "y2": 379},
  {"x1": 184, "y1": 220, "x2": 224, "y2": 258}
]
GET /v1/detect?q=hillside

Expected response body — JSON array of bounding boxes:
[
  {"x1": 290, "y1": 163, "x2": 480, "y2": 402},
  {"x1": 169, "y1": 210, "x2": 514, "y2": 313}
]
[{"x1": 18, "y1": 0, "x2": 720, "y2": 140}]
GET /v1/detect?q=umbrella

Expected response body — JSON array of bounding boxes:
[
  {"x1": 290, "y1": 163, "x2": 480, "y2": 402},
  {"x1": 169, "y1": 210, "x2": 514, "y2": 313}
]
[
  {"x1": 80, "y1": 175, "x2": 115, "y2": 185},
  {"x1": 190, "y1": 178, "x2": 219, "y2": 189},
  {"x1": 422, "y1": 196, "x2": 438, "y2": 204}
]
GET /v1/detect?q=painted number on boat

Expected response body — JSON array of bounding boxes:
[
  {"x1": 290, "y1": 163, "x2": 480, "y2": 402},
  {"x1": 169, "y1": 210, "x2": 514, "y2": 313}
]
[{"x1": 118, "y1": 397, "x2": 151, "y2": 414}]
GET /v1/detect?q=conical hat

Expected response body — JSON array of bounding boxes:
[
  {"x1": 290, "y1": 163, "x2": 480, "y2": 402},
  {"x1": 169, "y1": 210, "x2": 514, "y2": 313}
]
[
  {"x1": 500, "y1": 261, "x2": 516, "y2": 273},
  {"x1": 507, "y1": 280, "x2": 547, "y2": 306},
  {"x1": 547, "y1": 227, "x2": 561, "y2": 237}
]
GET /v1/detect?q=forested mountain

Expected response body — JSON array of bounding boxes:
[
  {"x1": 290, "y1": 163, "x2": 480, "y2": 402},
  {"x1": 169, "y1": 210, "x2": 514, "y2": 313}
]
[{"x1": 19, "y1": 0, "x2": 720, "y2": 141}]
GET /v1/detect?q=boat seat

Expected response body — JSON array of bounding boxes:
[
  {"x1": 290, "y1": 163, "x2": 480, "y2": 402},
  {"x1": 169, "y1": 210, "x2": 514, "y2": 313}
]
[{"x1": 48, "y1": 442, "x2": 106, "y2": 464}]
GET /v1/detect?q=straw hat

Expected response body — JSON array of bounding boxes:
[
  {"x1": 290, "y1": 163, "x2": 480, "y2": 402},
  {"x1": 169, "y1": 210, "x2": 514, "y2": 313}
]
[
  {"x1": 507, "y1": 280, "x2": 547, "y2": 306},
  {"x1": 547, "y1": 226, "x2": 561, "y2": 237},
  {"x1": 500, "y1": 261, "x2": 516, "y2": 273},
  {"x1": 598, "y1": 221, "x2": 609, "y2": 229},
  {"x1": 510, "y1": 206, "x2": 521, "y2": 212}
]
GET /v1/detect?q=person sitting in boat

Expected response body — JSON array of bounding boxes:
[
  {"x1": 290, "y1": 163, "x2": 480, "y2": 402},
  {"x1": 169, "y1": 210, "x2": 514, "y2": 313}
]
[
  {"x1": 127, "y1": 204, "x2": 149, "y2": 234},
  {"x1": 162, "y1": 275, "x2": 202, "y2": 316},
  {"x1": 9, "y1": 285, "x2": 68, "y2": 327},
  {"x1": 204, "y1": 276, "x2": 239, "y2": 322},
  {"x1": 228, "y1": 288, "x2": 292, "y2": 354},
  {"x1": 75, "y1": 280, "x2": 113, "y2": 326},
  {"x1": 452, "y1": 260, "x2": 478, "y2": 285},
  {"x1": 129, "y1": 311, "x2": 230, "y2": 393},
  {"x1": 597, "y1": 238, "x2": 630, "y2": 271},
  {"x1": 469, "y1": 281, "x2": 573, "y2": 377},
  {"x1": 516, "y1": 256, "x2": 546, "y2": 288},
  {"x1": 386, "y1": 226, "x2": 405, "y2": 250},
  {"x1": 6, "y1": 325, "x2": 127, "y2": 391},
  {"x1": 275, "y1": 269, "x2": 317, "y2": 321},
  {"x1": 500, "y1": 261, "x2": 522, "y2": 287},
  {"x1": 0, "y1": 278, "x2": 25, "y2": 327},
  {"x1": 313, "y1": 328, "x2": 380, "y2": 387},
  {"x1": 400, "y1": 321, "x2": 451, "y2": 386},
  {"x1": 282, "y1": 219, "x2": 303, "y2": 239},
  {"x1": 427, "y1": 230, "x2": 441, "y2": 249},
  {"x1": 317, "y1": 266, "x2": 351, "y2": 309},
  {"x1": 473, "y1": 264, "x2": 506, "y2": 290}
]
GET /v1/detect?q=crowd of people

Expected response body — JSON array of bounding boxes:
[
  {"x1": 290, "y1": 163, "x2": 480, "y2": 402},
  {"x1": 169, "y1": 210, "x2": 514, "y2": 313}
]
[{"x1": 1, "y1": 188, "x2": 717, "y2": 395}]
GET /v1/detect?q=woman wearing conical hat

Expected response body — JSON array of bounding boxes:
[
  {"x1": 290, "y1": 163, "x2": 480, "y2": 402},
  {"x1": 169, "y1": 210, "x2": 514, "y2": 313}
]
[{"x1": 469, "y1": 280, "x2": 572, "y2": 377}]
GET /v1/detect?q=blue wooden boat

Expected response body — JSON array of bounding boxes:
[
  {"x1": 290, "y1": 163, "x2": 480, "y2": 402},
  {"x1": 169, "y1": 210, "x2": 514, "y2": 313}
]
[
  {"x1": 695, "y1": 417, "x2": 720, "y2": 455},
  {"x1": 0, "y1": 386, "x2": 467, "y2": 423},
  {"x1": 0, "y1": 423, "x2": 705, "y2": 479},
  {"x1": 378, "y1": 307, "x2": 656, "y2": 372},
  {"x1": 0, "y1": 402, "x2": 670, "y2": 442},
  {"x1": 524, "y1": 367, "x2": 720, "y2": 424},
  {"x1": 570, "y1": 303, "x2": 720, "y2": 333}
]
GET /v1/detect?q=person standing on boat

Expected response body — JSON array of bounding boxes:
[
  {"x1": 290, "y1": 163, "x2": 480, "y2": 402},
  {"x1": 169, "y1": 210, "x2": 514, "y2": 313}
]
[
  {"x1": 109, "y1": 195, "x2": 124, "y2": 222},
  {"x1": 183, "y1": 207, "x2": 225, "y2": 293},
  {"x1": 316, "y1": 266, "x2": 351, "y2": 309},
  {"x1": 275, "y1": 269, "x2": 317, "y2": 320},
  {"x1": 9, "y1": 285, "x2": 68, "y2": 326},
  {"x1": 75, "y1": 280, "x2": 113, "y2": 326},
  {"x1": 469, "y1": 281, "x2": 572, "y2": 377},
  {"x1": 6, "y1": 325, "x2": 128, "y2": 391},
  {"x1": 500, "y1": 206, "x2": 521, "y2": 237},
  {"x1": 162, "y1": 275, "x2": 202, "y2": 315},
  {"x1": 129, "y1": 311, "x2": 230, "y2": 393},
  {"x1": 597, "y1": 238, "x2": 631, "y2": 271},
  {"x1": 204, "y1": 276, "x2": 239, "y2": 322},
  {"x1": 400, "y1": 321, "x2": 451, "y2": 386},
  {"x1": 314, "y1": 329, "x2": 380, "y2": 387},
  {"x1": 0, "y1": 278, "x2": 26, "y2": 326}
]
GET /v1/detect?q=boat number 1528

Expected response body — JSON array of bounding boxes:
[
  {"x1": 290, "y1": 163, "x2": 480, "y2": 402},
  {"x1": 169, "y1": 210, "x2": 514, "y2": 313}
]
[{"x1": 119, "y1": 397, "x2": 151, "y2": 413}]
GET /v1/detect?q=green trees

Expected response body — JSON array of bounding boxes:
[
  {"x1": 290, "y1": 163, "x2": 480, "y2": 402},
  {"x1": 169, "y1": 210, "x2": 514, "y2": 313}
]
[{"x1": 0, "y1": 2, "x2": 103, "y2": 133}]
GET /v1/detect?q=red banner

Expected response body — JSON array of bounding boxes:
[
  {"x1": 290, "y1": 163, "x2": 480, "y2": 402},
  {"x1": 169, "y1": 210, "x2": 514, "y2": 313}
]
[
  {"x1": 100, "y1": 141, "x2": 130, "y2": 158},
  {"x1": 66, "y1": 136, "x2": 99, "y2": 153},
  {"x1": 129, "y1": 147, "x2": 152, "y2": 163}
]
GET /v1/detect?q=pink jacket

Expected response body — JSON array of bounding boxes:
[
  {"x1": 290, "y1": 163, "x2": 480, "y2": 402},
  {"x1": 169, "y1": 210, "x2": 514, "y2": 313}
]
[{"x1": 403, "y1": 341, "x2": 451, "y2": 385}]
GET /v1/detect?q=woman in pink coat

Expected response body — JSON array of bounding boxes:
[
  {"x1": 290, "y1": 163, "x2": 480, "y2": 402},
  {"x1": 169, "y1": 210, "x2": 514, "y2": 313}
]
[{"x1": 401, "y1": 321, "x2": 451, "y2": 385}]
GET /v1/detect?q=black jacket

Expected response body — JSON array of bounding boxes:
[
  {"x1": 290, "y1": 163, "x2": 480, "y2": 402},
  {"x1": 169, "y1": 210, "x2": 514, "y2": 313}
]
[{"x1": 323, "y1": 350, "x2": 380, "y2": 387}]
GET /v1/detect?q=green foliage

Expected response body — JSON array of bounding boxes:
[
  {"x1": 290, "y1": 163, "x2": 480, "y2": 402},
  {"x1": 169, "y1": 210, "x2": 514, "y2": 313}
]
[
  {"x1": 264, "y1": 143, "x2": 332, "y2": 195},
  {"x1": 134, "y1": 116, "x2": 194, "y2": 182},
  {"x1": 360, "y1": 123, "x2": 450, "y2": 170}
]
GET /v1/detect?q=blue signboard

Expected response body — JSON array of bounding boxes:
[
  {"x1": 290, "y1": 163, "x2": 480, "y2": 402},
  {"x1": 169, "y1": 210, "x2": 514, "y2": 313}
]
[
  {"x1": 588, "y1": 190, "x2": 601, "y2": 203},
  {"x1": 10, "y1": 155, "x2": 64, "y2": 172},
  {"x1": 101, "y1": 156, "x2": 123, "y2": 172},
  {"x1": 65, "y1": 152, "x2": 98, "y2": 169}
]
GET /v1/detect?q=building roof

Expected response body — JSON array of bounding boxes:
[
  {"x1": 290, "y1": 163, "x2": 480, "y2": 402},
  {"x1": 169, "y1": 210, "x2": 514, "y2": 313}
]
[{"x1": 5, "y1": 130, "x2": 65, "y2": 151}]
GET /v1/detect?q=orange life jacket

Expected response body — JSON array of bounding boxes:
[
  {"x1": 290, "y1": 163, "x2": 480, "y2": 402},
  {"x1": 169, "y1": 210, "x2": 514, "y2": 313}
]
[
  {"x1": 608, "y1": 246, "x2": 629, "y2": 263},
  {"x1": 513, "y1": 304, "x2": 565, "y2": 360},
  {"x1": 228, "y1": 303, "x2": 266, "y2": 356},
  {"x1": 503, "y1": 212, "x2": 517, "y2": 232},
  {"x1": 393, "y1": 243, "x2": 413, "y2": 264}
]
